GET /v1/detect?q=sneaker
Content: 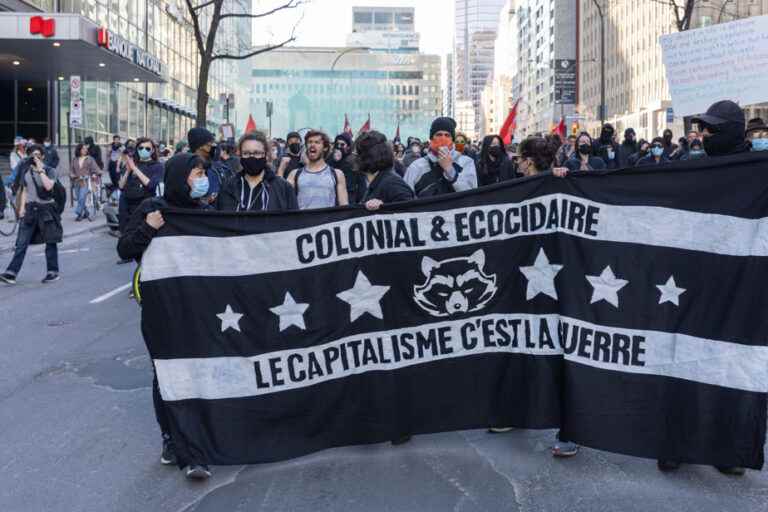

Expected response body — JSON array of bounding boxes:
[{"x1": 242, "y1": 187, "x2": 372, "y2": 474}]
[
  {"x1": 551, "y1": 441, "x2": 580, "y2": 458},
  {"x1": 0, "y1": 272, "x2": 16, "y2": 285},
  {"x1": 657, "y1": 460, "x2": 681, "y2": 472},
  {"x1": 116, "y1": 258, "x2": 132, "y2": 265},
  {"x1": 184, "y1": 464, "x2": 211, "y2": 480},
  {"x1": 716, "y1": 466, "x2": 745, "y2": 476},
  {"x1": 41, "y1": 273, "x2": 60, "y2": 284},
  {"x1": 75, "y1": 214, "x2": 83, "y2": 222},
  {"x1": 488, "y1": 427, "x2": 514, "y2": 434},
  {"x1": 160, "y1": 437, "x2": 177, "y2": 466}
]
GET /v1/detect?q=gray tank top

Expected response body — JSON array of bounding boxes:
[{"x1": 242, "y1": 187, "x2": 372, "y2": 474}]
[{"x1": 296, "y1": 166, "x2": 337, "y2": 210}]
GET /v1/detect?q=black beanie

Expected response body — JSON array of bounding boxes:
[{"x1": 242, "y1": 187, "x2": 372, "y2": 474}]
[
  {"x1": 187, "y1": 127, "x2": 215, "y2": 152},
  {"x1": 430, "y1": 117, "x2": 457, "y2": 139}
]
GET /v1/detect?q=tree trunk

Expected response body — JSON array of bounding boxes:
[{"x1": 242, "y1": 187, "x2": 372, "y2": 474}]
[{"x1": 196, "y1": 57, "x2": 211, "y2": 128}]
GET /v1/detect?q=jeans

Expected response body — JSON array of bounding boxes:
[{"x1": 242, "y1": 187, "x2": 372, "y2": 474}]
[
  {"x1": 6, "y1": 217, "x2": 58, "y2": 276},
  {"x1": 74, "y1": 181, "x2": 89, "y2": 217}
]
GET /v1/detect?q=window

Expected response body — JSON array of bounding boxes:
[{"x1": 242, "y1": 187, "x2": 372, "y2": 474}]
[
  {"x1": 374, "y1": 11, "x2": 394, "y2": 25},
  {"x1": 354, "y1": 11, "x2": 372, "y2": 24}
]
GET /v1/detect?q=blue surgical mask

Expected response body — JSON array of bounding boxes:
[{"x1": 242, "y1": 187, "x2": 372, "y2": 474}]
[
  {"x1": 190, "y1": 176, "x2": 209, "y2": 199},
  {"x1": 651, "y1": 147, "x2": 664, "y2": 157},
  {"x1": 607, "y1": 149, "x2": 615, "y2": 160},
  {"x1": 138, "y1": 147, "x2": 152, "y2": 160},
  {"x1": 751, "y1": 139, "x2": 768, "y2": 152},
  {"x1": 688, "y1": 149, "x2": 706, "y2": 159}
]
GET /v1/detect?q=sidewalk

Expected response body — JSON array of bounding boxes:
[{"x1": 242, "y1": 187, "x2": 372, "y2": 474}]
[{"x1": 0, "y1": 204, "x2": 109, "y2": 255}]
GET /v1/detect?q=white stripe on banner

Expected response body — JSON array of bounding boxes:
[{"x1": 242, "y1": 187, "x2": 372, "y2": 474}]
[
  {"x1": 154, "y1": 314, "x2": 768, "y2": 401},
  {"x1": 141, "y1": 193, "x2": 768, "y2": 282}
]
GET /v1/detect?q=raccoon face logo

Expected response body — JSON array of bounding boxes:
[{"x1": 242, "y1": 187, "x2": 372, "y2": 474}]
[{"x1": 414, "y1": 249, "x2": 498, "y2": 317}]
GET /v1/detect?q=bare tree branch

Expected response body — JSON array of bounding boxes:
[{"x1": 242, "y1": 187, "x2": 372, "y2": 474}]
[
  {"x1": 184, "y1": 0, "x2": 207, "y2": 56},
  {"x1": 220, "y1": 0, "x2": 305, "y2": 20},
  {"x1": 212, "y1": 37, "x2": 296, "y2": 61},
  {"x1": 191, "y1": 0, "x2": 216, "y2": 11}
]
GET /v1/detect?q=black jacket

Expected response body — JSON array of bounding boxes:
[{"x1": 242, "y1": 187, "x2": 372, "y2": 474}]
[
  {"x1": 117, "y1": 153, "x2": 208, "y2": 262},
  {"x1": 361, "y1": 169, "x2": 414, "y2": 204},
  {"x1": 564, "y1": 156, "x2": 607, "y2": 171},
  {"x1": 477, "y1": 157, "x2": 517, "y2": 186},
  {"x1": 636, "y1": 154, "x2": 671, "y2": 167},
  {"x1": 618, "y1": 141, "x2": 638, "y2": 167},
  {"x1": 329, "y1": 154, "x2": 367, "y2": 204},
  {"x1": 216, "y1": 168, "x2": 298, "y2": 212},
  {"x1": 594, "y1": 141, "x2": 620, "y2": 169}
]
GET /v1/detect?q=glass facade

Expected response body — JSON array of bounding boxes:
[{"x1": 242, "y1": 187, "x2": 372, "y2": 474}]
[
  {"x1": 7, "y1": 0, "x2": 251, "y2": 145},
  {"x1": 248, "y1": 48, "x2": 443, "y2": 140},
  {"x1": 454, "y1": 0, "x2": 506, "y2": 134}
]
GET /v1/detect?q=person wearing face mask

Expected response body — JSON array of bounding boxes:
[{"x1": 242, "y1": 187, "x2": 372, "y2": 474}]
[
  {"x1": 745, "y1": 118, "x2": 768, "y2": 152},
  {"x1": 477, "y1": 135, "x2": 517, "y2": 186},
  {"x1": 117, "y1": 153, "x2": 213, "y2": 481},
  {"x1": 683, "y1": 138, "x2": 706, "y2": 160},
  {"x1": 277, "y1": 131, "x2": 304, "y2": 178},
  {"x1": 690, "y1": 100, "x2": 750, "y2": 159},
  {"x1": 187, "y1": 127, "x2": 225, "y2": 205},
  {"x1": 669, "y1": 137, "x2": 689, "y2": 160},
  {"x1": 636, "y1": 137, "x2": 670, "y2": 167},
  {"x1": 555, "y1": 135, "x2": 576, "y2": 167},
  {"x1": 594, "y1": 123, "x2": 620, "y2": 169},
  {"x1": 217, "y1": 131, "x2": 297, "y2": 212},
  {"x1": 117, "y1": 137, "x2": 164, "y2": 235},
  {"x1": 218, "y1": 142, "x2": 242, "y2": 175},
  {"x1": 392, "y1": 142, "x2": 407, "y2": 176},
  {"x1": 618, "y1": 128, "x2": 639, "y2": 167},
  {"x1": 329, "y1": 132, "x2": 366, "y2": 204},
  {"x1": 404, "y1": 117, "x2": 478, "y2": 197},
  {"x1": 454, "y1": 132, "x2": 478, "y2": 164},
  {"x1": 356, "y1": 131, "x2": 414, "y2": 211},
  {"x1": 661, "y1": 129, "x2": 678, "y2": 158},
  {"x1": 564, "y1": 133, "x2": 607, "y2": 171},
  {"x1": 628, "y1": 139, "x2": 650, "y2": 166},
  {"x1": 42, "y1": 137, "x2": 59, "y2": 169},
  {"x1": 402, "y1": 137, "x2": 424, "y2": 170}
]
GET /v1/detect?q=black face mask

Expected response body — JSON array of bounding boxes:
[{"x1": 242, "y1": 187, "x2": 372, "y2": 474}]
[
  {"x1": 288, "y1": 143, "x2": 301, "y2": 155},
  {"x1": 639, "y1": 148, "x2": 649, "y2": 157},
  {"x1": 242, "y1": 157, "x2": 267, "y2": 176},
  {"x1": 578, "y1": 144, "x2": 592, "y2": 155},
  {"x1": 488, "y1": 146, "x2": 504, "y2": 159}
]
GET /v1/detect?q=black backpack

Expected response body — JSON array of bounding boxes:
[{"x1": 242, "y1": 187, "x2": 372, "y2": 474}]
[{"x1": 414, "y1": 158, "x2": 462, "y2": 198}]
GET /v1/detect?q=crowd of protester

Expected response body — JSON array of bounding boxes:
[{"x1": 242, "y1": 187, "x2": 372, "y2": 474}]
[{"x1": 0, "y1": 98, "x2": 765, "y2": 480}]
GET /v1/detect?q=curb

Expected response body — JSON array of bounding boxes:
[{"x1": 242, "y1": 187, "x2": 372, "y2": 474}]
[{"x1": 0, "y1": 219, "x2": 109, "y2": 255}]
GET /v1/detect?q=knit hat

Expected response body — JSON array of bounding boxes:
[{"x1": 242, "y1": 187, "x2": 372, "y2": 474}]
[
  {"x1": 187, "y1": 127, "x2": 215, "y2": 152},
  {"x1": 746, "y1": 117, "x2": 768, "y2": 135},
  {"x1": 430, "y1": 117, "x2": 457, "y2": 140}
]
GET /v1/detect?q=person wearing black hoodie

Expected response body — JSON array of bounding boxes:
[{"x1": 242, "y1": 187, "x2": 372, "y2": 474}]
[
  {"x1": 594, "y1": 123, "x2": 620, "y2": 169},
  {"x1": 636, "y1": 137, "x2": 671, "y2": 167},
  {"x1": 477, "y1": 135, "x2": 517, "y2": 186},
  {"x1": 328, "y1": 132, "x2": 367, "y2": 204},
  {"x1": 117, "y1": 153, "x2": 213, "y2": 481},
  {"x1": 276, "y1": 131, "x2": 304, "y2": 178},
  {"x1": 661, "y1": 129, "x2": 678, "y2": 158},
  {"x1": 356, "y1": 130, "x2": 414, "y2": 211},
  {"x1": 565, "y1": 132, "x2": 607, "y2": 171},
  {"x1": 628, "y1": 139, "x2": 650, "y2": 166},
  {"x1": 217, "y1": 131, "x2": 298, "y2": 212},
  {"x1": 618, "y1": 128, "x2": 639, "y2": 167},
  {"x1": 83, "y1": 135, "x2": 104, "y2": 171}
]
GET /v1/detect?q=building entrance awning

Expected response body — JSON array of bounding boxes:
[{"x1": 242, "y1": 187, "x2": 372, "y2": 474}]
[{"x1": 0, "y1": 13, "x2": 166, "y2": 83}]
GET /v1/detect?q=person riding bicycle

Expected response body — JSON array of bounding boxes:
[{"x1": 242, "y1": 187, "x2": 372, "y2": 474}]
[
  {"x1": 71, "y1": 143, "x2": 101, "y2": 222},
  {"x1": 118, "y1": 137, "x2": 163, "y2": 235}
]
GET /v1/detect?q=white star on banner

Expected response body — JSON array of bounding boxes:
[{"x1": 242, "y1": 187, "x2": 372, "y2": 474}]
[
  {"x1": 586, "y1": 266, "x2": 629, "y2": 308},
  {"x1": 520, "y1": 248, "x2": 563, "y2": 301},
  {"x1": 270, "y1": 292, "x2": 309, "y2": 332},
  {"x1": 217, "y1": 304, "x2": 243, "y2": 333},
  {"x1": 657, "y1": 275, "x2": 686, "y2": 306},
  {"x1": 337, "y1": 271, "x2": 391, "y2": 322}
]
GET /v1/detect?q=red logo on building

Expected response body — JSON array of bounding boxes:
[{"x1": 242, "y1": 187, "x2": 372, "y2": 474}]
[
  {"x1": 30, "y1": 16, "x2": 55, "y2": 38},
  {"x1": 97, "y1": 28, "x2": 109, "y2": 47}
]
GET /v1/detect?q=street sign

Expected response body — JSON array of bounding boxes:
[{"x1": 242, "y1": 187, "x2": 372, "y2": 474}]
[
  {"x1": 554, "y1": 59, "x2": 577, "y2": 105},
  {"x1": 70, "y1": 75, "x2": 82, "y2": 128},
  {"x1": 266, "y1": 101, "x2": 273, "y2": 118},
  {"x1": 666, "y1": 107, "x2": 674, "y2": 123}
]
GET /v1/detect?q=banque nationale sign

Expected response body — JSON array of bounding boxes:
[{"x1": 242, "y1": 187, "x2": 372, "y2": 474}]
[{"x1": 97, "y1": 28, "x2": 164, "y2": 77}]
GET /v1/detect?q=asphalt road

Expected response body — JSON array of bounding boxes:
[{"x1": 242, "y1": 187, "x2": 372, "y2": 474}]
[{"x1": 1, "y1": 228, "x2": 767, "y2": 512}]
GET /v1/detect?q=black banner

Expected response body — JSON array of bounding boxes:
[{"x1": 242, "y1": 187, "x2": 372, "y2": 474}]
[{"x1": 141, "y1": 153, "x2": 768, "y2": 469}]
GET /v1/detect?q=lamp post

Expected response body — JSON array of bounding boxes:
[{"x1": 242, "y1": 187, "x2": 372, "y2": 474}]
[{"x1": 591, "y1": 0, "x2": 606, "y2": 127}]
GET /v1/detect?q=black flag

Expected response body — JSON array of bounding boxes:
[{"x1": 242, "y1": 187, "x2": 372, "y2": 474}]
[{"x1": 141, "y1": 152, "x2": 768, "y2": 469}]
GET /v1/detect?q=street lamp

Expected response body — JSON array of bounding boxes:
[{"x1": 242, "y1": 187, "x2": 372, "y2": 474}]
[
  {"x1": 591, "y1": 0, "x2": 606, "y2": 127},
  {"x1": 330, "y1": 46, "x2": 370, "y2": 72}
]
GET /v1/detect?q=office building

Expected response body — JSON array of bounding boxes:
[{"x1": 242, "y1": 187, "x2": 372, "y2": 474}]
[
  {"x1": 453, "y1": 0, "x2": 507, "y2": 136},
  {"x1": 347, "y1": 6, "x2": 419, "y2": 51},
  {"x1": 0, "y1": 0, "x2": 248, "y2": 153}
]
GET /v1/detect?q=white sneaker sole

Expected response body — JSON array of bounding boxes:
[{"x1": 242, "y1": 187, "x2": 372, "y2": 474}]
[{"x1": 185, "y1": 467, "x2": 211, "y2": 480}]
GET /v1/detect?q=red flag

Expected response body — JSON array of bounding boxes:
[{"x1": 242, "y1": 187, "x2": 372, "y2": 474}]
[
  {"x1": 553, "y1": 117, "x2": 566, "y2": 140},
  {"x1": 343, "y1": 114, "x2": 352, "y2": 136},
  {"x1": 499, "y1": 100, "x2": 519, "y2": 145},
  {"x1": 394, "y1": 122, "x2": 401, "y2": 143},
  {"x1": 244, "y1": 114, "x2": 256, "y2": 134},
  {"x1": 357, "y1": 114, "x2": 371, "y2": 136}
]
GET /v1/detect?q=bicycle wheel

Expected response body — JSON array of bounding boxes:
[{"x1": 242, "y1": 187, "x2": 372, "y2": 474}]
[{"x1": 0, "y1": 193, "x2": 18, "y2": 237}]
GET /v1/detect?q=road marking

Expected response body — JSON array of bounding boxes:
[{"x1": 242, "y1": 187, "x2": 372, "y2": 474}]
[
  {"x1": 90, "y1": 283, "x2": 132, "y2": 304},
  {"x1": 35, "y1": 248, "x2": 91, "y2": 257}
]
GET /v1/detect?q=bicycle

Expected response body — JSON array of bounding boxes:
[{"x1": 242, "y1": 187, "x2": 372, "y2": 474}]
[{"x1": 0, "y1": 185, "x2": 18, "y2": 237}]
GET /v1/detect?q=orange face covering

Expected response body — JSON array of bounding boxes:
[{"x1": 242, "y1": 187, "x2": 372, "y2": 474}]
[
  {"x1": 429, "y1": 135, "x2": 453, "y2": 154},
  {"x1": 455, "y1": 143, "x2": 466, "y2": 153}
]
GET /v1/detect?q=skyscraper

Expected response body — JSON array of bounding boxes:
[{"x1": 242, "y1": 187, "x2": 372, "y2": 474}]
[{"x1": 454, "y1": 0, "x2": 506, "y2": 137}]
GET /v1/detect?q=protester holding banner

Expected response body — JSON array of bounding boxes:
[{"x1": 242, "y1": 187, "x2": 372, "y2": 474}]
[
  {"x1": 216, "y1": 131, "x2": 298, "y2": 212},
  {"x1": 564, "y1": 133, "x2": 606, "y2": 171},
  {"x1": 477, "y1": 135, "x2": 518, "y2": 186},
  {"x1": 636, "y1": 138, "x2": 671, "y2": 167},
  {"x1": 117, "y1": 153, "x2": 214, "y2": 481},
  {"x1": 354, "y1": 130, "x2": 414, "y2": 211}
]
